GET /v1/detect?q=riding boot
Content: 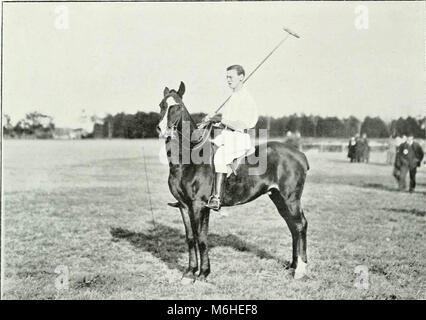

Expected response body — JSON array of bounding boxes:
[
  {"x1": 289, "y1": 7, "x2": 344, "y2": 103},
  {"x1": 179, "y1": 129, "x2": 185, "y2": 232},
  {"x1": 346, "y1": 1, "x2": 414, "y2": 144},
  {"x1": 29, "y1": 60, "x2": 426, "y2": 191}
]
[{"x1": 206, "y1": 173, "x2": 225, "y2": 211}]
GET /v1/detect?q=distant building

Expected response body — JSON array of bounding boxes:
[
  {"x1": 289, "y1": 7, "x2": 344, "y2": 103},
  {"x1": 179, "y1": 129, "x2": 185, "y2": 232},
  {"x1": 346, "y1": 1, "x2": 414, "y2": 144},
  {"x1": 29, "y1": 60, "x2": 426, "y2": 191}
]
[
  {"x1": 93, "y1": 123, "x2": 104, "y2": 139},
  {"x1": 53, "y1": 128, "x2": 89, "y2": 139},
  {"x1": 91, "y1": 113, "x2": 113, "y2": 139}
]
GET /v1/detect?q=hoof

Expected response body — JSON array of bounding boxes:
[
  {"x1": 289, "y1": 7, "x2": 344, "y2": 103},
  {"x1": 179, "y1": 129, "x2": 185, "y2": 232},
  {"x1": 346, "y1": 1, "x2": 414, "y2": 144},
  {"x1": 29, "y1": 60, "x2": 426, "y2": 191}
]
[
  {"x1": 197, "y1": 274, "x2": 208, "y2": 282},
  {"x1": 293, "y1": 257, "x2": 308, "y2": 280},
  {"x1": 294, "y1": 271, "x2": 308, "y2": 280},
  {"x1": 181, "y1": 269, "x2": 196, "y2": 285},
  {"x1": 194, "y1": 275, "x2": 215, "y2": 288},
  {"x1": 180, "y1": 271, "x2": 196, "y2": 284},
  {"x1": 180, "y1": 277, "x2": 194, "y2": 285}
]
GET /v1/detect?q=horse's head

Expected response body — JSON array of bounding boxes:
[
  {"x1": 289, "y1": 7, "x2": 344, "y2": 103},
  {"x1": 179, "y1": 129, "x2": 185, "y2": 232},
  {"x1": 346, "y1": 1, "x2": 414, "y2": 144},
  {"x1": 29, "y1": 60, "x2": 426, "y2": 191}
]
[{"x1": 157, "y1": 81, "x2": 189, "y2": 138}]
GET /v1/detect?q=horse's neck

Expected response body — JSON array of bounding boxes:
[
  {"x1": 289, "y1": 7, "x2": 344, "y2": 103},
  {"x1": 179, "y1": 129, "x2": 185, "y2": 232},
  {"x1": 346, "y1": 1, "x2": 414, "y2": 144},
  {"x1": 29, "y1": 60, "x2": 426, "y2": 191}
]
[
  {"x1": 181, "y1": 106, "x2": 197, "y2": 131},
  {"x1": 165, "y1": 106, "x2": 214, "y2": 167}
]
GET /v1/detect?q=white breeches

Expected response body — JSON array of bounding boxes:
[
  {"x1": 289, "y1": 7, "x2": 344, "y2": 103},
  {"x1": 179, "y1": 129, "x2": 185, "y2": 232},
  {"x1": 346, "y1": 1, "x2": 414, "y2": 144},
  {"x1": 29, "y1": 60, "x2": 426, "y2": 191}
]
[{"x1": 212, "y1": 129, "x2": 252, "y2": 173}]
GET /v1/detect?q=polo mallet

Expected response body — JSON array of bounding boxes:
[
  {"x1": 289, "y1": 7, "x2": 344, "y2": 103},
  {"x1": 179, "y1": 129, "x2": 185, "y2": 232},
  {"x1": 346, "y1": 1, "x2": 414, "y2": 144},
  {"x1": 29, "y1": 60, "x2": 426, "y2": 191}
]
[{"x1": 213, "y1": 27, "x2": 300, "y2": 115}]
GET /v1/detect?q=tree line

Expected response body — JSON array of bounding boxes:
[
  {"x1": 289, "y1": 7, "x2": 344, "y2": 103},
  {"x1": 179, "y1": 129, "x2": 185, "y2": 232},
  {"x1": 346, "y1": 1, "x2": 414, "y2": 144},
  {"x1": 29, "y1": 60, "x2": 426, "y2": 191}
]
[
  {"x1": 3, "y1": 112, "x2": 55, "y2": 139},
  {"x1": 90, "y1": 112, "x2": 425, "y2": 139},
  {"x1": 3, "y1": 111, "x2": 425, "y2": 139}
]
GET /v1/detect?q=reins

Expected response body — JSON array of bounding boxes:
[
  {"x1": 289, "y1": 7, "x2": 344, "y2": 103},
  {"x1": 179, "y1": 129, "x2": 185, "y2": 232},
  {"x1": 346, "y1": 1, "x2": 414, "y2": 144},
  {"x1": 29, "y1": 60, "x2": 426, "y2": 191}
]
[{"x1": 168, "y1": 113, "x2": 214, "y2": 152}]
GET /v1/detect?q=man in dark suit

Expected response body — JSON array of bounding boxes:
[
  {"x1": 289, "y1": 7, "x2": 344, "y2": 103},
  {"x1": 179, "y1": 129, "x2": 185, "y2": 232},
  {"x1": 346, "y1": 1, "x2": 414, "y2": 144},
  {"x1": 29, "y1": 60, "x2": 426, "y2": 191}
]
[
  {"x1": 393, "y1": 134, "x2": 424, "y2": 192},
  {"x1": 348, "y1": 137, "x2": 357, "y2": 162}
]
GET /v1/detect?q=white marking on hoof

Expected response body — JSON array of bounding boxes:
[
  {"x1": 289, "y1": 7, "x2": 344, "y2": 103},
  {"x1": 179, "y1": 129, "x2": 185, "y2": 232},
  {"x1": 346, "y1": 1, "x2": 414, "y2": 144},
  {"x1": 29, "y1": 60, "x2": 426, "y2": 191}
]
[
  {"x1": 194, "y1": 279, "x2": 215, "y2": 289},
  {"x1": 180, "y1": 276, "x2": 194, "y2": 285},
  {"x1": 294, "y1": 257, "x2": 308, "y2": 280}
]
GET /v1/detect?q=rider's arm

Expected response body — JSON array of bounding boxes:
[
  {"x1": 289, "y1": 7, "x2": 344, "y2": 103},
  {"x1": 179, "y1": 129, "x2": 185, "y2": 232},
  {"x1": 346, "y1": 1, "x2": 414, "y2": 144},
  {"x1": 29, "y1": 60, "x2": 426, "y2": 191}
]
[{"x1": 221, "y1": 118, "x2": 246, "y2": 131}]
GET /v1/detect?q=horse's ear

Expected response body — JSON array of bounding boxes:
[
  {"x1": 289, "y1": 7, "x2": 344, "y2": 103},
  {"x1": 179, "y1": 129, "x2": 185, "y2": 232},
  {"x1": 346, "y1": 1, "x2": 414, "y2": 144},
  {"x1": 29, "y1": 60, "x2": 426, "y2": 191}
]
[
  {"x1": 177, "y1": 82, "x2": 185, "y2": 98},
  {"x1": 163, "y1": 87, "x2": 170, "y2": 97}
]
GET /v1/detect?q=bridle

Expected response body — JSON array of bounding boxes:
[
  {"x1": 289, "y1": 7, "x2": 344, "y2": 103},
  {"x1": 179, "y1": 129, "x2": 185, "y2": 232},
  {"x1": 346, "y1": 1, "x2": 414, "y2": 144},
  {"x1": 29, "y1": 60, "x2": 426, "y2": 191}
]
[{"x1": 162, "y1": 101, "x2": 213, "y2": 151}]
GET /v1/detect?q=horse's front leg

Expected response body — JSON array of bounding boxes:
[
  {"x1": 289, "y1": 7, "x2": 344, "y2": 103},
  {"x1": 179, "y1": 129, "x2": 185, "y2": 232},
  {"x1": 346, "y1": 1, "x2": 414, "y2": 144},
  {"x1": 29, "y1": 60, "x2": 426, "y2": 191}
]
[
  {"x1": 179, "y1": 205, "x2": 198, "y2": 280},
  {"x1": 196, "y1": 206, "x2": 211, "y2": 280}
]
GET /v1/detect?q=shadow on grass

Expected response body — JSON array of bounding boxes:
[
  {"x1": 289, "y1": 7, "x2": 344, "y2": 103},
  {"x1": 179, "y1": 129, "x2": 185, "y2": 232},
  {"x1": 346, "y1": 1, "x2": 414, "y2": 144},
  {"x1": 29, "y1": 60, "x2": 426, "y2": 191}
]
[
  {"x1": 309, "y1": 176, "x2": 426, "y2": 196},
  {"x1": 381, "y1": 207, "x2": 426, "y2": 217},
  {"x1": 110, "y1": 224, "x2": 282, "y2": 272},
  {"x1": 361, "y1": 183, "x2": 399, "y2": 192},
  {"x1": 364, "y1": 162, "x2": 392, "y2": 167},
  {"x1": 329, "y1": 159, "x2": 390, "y2": 167},
  {"x1": 350, "y1": 182, "x2": 425, "y2": 195},
  {"x1": 308, "y1": 176, "x2": 400, "y2": 193},
  {"x1": 364, "y1": 185, "x2": 426, "y2": 196}
]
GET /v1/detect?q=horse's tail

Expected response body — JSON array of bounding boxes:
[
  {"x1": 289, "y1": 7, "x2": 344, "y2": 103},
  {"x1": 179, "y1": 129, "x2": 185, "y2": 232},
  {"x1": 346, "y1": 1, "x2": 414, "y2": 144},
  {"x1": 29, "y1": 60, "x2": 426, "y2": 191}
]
[{"x1": 304, "y1": 154, "x2": 310, "y2": 171}]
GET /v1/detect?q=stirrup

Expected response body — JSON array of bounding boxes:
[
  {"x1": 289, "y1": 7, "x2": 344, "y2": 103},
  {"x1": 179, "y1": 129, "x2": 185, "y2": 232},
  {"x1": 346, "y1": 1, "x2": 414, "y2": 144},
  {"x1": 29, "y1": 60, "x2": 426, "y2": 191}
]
[{"x1": 205, "y1": 195, "x2": 221, "y2": 211}]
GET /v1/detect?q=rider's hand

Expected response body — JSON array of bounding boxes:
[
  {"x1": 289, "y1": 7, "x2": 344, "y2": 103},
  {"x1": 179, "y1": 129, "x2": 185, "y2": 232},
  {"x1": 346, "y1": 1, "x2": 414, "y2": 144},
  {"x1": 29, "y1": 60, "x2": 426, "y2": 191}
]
[
  {"x1": 202, "y1": 114, "x2": 211, "y2": 123},
  {"x1": 209, "y1": 113, "x2": 222, "y2": 123},
  {"x1": 198, "y1": 114, "x2": 213, "y2": 129}
]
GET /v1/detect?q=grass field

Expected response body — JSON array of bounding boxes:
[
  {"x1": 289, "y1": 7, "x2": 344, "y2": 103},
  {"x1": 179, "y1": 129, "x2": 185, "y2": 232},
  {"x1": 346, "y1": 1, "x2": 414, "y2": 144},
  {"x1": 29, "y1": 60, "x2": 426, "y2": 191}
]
[{"x1": 2, "y1": 139, "x2": 425, "y2": 299}]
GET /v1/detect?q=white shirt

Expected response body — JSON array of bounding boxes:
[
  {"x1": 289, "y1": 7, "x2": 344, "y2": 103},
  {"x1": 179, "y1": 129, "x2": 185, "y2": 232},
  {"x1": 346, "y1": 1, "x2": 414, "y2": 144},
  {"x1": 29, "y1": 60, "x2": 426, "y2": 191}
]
[{"x1": 221, "y1": 87, "x2": 258, "y2": 130}]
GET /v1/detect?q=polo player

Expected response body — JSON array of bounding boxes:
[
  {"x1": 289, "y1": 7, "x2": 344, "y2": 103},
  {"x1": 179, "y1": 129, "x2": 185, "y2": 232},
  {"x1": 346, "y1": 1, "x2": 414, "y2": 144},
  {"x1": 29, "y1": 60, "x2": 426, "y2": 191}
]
[{"x1": 205, "y1": 65, "x2": 259, "y2": 211}]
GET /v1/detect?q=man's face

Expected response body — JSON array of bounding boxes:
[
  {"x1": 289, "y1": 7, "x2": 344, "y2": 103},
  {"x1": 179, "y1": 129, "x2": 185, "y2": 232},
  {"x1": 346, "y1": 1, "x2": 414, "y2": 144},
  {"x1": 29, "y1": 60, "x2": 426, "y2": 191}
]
[{"x1": 226, "y1": 69, "x2": 244, "y2": 90}]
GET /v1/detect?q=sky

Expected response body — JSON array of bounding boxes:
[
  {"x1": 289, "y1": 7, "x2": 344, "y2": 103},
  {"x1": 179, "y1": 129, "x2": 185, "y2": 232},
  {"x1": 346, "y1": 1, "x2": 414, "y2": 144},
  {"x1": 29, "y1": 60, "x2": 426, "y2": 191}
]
[{"x1": 3, "y1": 1, "x2": 425, "y2": 129}]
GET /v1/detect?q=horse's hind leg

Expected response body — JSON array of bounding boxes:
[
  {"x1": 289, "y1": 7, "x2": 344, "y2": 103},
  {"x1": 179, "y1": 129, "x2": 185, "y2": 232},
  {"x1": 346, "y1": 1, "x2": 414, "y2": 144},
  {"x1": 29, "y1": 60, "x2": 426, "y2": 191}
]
[
  {"x1": 269, "y1": 189, "x2": 308, "y2": 279},
  {"x1": 179, "y1": 205, "x2": 198, "y2": 281}
]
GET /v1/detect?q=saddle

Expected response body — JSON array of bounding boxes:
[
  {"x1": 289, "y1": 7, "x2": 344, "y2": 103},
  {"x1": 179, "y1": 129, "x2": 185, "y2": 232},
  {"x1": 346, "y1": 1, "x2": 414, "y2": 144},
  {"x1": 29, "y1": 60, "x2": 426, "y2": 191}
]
[
  {"x1": 199, "y1": 124, "x2": 256, "y2": 177},
  {"x1": 167, "y1": 147, "x2": 256, "y2": 209},
  {"x1": 203, "y1": 123, "x2": 256, "y2": 178}
]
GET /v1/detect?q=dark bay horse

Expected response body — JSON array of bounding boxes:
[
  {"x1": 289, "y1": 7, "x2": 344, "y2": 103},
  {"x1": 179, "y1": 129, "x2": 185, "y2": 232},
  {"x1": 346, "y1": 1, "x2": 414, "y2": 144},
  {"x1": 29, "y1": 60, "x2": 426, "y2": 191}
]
[{"x1": 156, "y1": 82, "x2": 310, "y2": 281}]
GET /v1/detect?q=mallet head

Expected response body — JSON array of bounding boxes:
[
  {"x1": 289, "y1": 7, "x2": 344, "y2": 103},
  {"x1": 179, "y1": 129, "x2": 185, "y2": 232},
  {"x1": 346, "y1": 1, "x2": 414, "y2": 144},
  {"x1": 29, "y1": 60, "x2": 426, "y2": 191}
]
[{"x1": 283, "y1": 27, "x2": 300, "y2": 38}]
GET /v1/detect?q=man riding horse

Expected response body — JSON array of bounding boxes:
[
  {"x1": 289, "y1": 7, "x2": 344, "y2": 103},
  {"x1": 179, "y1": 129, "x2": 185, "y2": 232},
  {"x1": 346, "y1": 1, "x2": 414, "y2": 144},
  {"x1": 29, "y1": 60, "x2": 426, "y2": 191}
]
[
  {"x1": 204, "y1": 65, "x2": 259, "y2": 211},
  {"x1": 156, "y1": 77, "x2": 310, "y2": 280}
]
